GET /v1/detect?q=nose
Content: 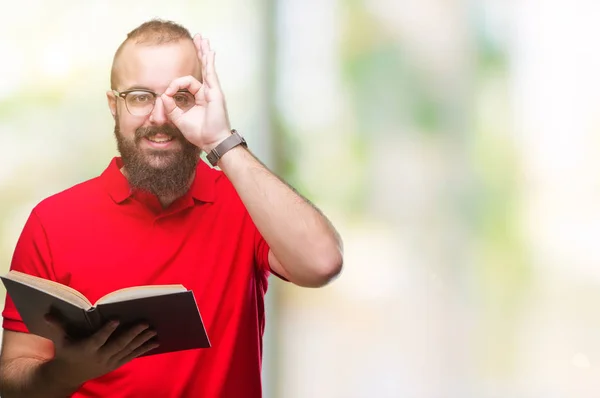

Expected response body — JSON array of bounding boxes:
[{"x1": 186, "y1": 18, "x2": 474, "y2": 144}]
[{"x1": 149, "y1": 96, "x2": 168, "y2": 125}]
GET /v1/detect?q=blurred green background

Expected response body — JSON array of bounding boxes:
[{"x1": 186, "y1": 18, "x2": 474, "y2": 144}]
[{"x1": 3, "y1": 0, "x2": 600, "y2": 397}]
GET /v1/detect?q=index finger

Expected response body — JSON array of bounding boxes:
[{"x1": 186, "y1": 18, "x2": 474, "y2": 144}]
[
  {"x1": 43, "y1": 313, "x2": 69, "y2": 344},
  {"x1": 164, "y1": 75, "x2": 203, "y2": 97}
]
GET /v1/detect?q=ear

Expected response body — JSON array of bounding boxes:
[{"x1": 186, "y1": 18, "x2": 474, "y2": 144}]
[{"x1": 106, "y1": 90, "x2": 117, "y2": 119}]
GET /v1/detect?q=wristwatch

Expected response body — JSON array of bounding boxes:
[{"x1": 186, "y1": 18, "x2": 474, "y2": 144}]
[{"x1": 206, "y1": 129, "x2": 247, "y2": 166}]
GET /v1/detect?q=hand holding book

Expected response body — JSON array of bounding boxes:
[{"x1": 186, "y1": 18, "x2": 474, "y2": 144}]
[{"x1": 40, "y1": 315, "x2": 158, "y2": 390}]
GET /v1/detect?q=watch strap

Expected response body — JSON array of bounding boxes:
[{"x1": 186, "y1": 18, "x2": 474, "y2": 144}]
[{"x1": 206, "y1": 130, "x2": 247, "y2": 166}]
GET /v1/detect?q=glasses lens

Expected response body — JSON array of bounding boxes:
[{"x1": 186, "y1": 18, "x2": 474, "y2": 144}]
[{"x1": 125, "y1": 91, "x2": 155, "y2": 116}]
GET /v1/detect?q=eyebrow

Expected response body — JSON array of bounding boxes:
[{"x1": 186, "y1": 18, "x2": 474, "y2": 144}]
[{"x1": 123, "y1": 85, "x2": 154, "y2": 92}]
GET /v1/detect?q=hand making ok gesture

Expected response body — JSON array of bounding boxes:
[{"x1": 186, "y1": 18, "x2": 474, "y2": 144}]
[{"x1": 160, "y1": 34, "x2": 233, "y2": 153}]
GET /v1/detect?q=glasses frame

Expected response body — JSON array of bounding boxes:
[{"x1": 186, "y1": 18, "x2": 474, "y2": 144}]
[{"x1": 112, "y1": 88, "x2": 194, "y2": 116}]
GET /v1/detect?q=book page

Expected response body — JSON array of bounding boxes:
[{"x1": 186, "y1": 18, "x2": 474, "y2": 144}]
[
  {"x1": 96, "y1": 285, "x2": 187, "y2": 305},
  {"x1": 5, "y1": 270, "x2": 92, "y2": 309}
]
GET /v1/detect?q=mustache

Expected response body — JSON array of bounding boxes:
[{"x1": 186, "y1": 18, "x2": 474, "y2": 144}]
[{"x1": 134, "y1": 125, "x2": 184, "y2": 141}]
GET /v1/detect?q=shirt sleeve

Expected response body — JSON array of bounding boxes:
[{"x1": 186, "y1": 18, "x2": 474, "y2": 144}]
[
  {"x1": 253, "y1": 226, "x2": 271, "y2": 274},
  {"x1": 253, "y1": 227, "x2": 289, "y2": 282},
  {"x1": 2, "y1": 209, "x2": 56, "y2": 333}
]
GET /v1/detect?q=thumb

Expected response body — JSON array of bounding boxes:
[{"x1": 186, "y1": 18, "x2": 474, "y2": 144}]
[
  {"x1": 161, "y1": 93, "x2": 184, "y2": 122},
  {"x1": 44, "y1": 313, "x2": 67, "y2": 345}
]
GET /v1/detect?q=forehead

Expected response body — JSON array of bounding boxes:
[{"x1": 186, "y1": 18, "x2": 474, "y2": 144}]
[{"x1": 115, "y1": 40, "x2": 200, "y2": 91}]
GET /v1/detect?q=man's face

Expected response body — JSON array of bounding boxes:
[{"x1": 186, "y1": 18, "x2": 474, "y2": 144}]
[{"x1": 107, "y1": 40, "x2": 202, "y2": 197}]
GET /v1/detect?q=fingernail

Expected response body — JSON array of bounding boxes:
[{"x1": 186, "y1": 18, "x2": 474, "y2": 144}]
[{"x1": 110, "y1": 320, "x2": 120, "y2": 327}]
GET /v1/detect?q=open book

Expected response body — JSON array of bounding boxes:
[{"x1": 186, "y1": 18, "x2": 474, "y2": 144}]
[{"x1": 1, "y1": 270, "x2": 210, "y2": 356}]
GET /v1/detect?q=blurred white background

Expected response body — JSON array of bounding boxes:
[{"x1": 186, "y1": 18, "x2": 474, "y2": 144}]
[{"x1": 3, "y1": 0, "x2": 600, "y2": 397}]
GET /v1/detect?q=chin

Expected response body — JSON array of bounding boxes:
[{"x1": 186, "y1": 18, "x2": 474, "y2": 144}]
[{"x1": 144, "y1": 152, "x2": 179, "y2": 169}]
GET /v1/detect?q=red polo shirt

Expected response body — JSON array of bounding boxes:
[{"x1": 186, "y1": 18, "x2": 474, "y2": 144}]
[{"x1": 2, "y1": 157, "x2": 273, "y2": 397}]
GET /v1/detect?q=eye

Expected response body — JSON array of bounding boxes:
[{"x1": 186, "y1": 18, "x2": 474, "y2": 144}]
[
  {"x1": 174, "y1": 92, "x2": 194, "y2": 107},
  {"x1": 128, "y1": 92, "x2": 153, "y2": 104}
]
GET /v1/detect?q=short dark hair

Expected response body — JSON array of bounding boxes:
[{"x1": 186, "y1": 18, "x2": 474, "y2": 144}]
[{"x1": 110, "y1": 19, "x2": 193, "y2": 89}]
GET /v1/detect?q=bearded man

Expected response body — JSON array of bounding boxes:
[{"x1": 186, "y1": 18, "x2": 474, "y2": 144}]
[{"x1": 0, "y1": 19, "x2": 343, "y2": 398}]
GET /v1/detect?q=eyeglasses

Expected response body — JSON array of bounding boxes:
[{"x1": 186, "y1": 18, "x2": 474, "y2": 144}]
[{"x1": 113, "y1": 88, "x2": 195, "y2": 116}]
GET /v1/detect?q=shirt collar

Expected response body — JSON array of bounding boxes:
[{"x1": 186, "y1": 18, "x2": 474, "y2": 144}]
[{"x1": 101, "y1": 157, "x2": 217, "y2": 205}]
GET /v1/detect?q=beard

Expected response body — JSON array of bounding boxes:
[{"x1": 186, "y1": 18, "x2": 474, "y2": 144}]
[{"x1": 114, "y1": 116, "x2": 200, "y2": 199}]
